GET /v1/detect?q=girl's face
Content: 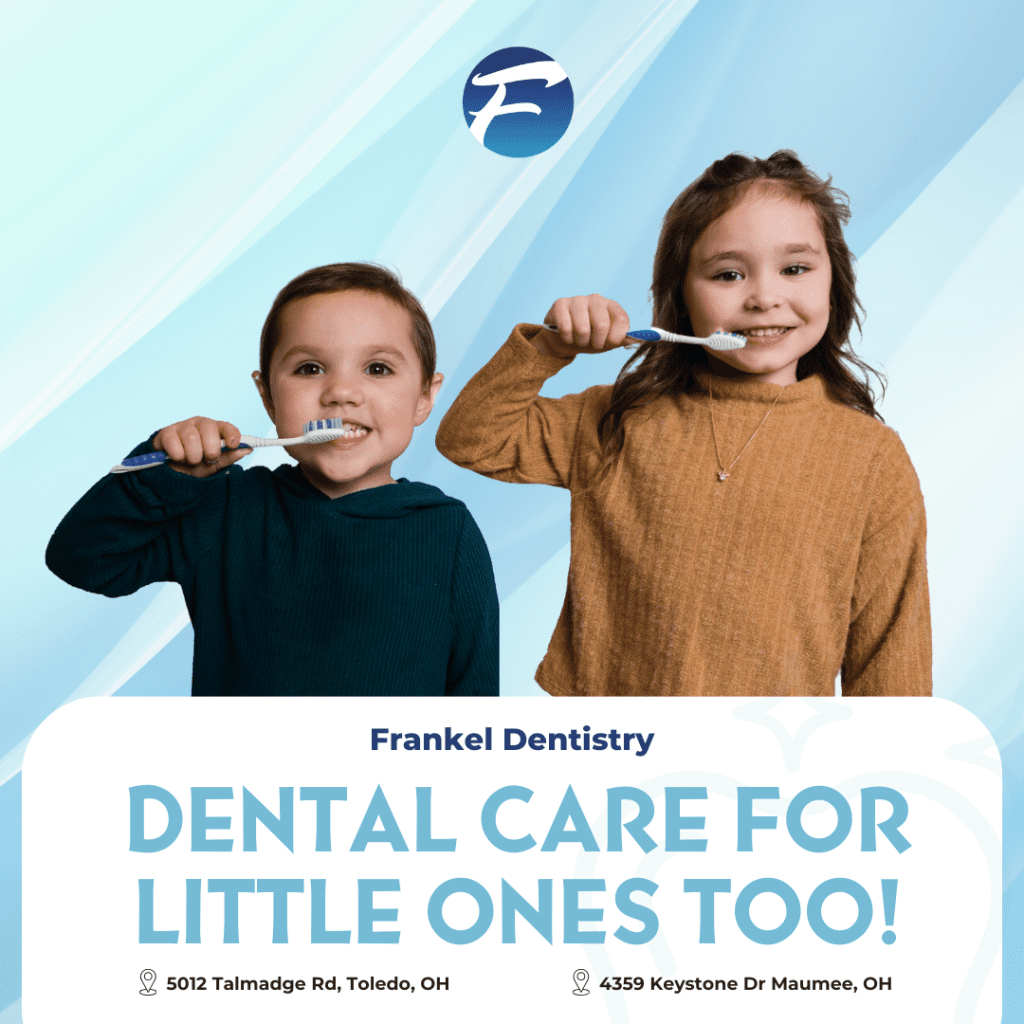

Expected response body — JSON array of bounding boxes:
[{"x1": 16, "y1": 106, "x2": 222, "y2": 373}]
[{"x1": 683, "y1": 185, "x2": 832, "y2": 386}]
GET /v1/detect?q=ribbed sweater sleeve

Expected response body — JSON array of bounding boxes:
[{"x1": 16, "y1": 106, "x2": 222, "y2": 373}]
[
  {"x1": 45, "y1": 440, "x2": 231, "y2": 596},
  {"x1": 436, "y1": 325, "x2": 596, "y2": 489}
]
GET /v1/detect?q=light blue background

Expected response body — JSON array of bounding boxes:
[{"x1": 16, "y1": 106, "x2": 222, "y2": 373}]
[{"x1": 1, "y1": 2, "x2": 1022, "y2": 1019}]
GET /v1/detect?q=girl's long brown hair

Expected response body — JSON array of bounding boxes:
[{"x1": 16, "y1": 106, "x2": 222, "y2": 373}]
[{"x1": 597, "y1": 150, "x2": 884, "y2": 461}]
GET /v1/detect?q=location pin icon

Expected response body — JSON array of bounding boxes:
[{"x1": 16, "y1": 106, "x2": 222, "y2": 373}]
[
  {"x1": 572, "y1": 969, "x2": 590, "y2": 995},
  {"x1": 140, "y1": 969, "x2": 157, "y2": 996}
]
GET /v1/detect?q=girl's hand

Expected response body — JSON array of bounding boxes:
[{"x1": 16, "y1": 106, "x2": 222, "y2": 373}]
[
  {"x1": 152, "y1": 417, "x2": 251, "y2": 478},
  {"x1": 531, "y1": 294, "x2": 630, "y2": 358}
]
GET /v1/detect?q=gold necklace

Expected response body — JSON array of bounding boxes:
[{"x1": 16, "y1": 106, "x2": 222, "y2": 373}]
[{"x1": 708, "y1": 379, "x2": 786, "y2": 481}]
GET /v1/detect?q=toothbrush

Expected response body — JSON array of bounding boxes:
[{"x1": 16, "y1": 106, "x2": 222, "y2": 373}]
[
  {"x1": 542, "y1": 323, "x2": 746, "y2": 352},
  {"x1": 109, "y1": 417, "x2": 358, "y2": 474}
]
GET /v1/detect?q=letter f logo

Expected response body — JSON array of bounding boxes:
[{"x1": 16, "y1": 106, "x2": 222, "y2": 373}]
[
  {"x1": 463, "y1": 47, "x2": 574, "y2": 157},
  {"x1": 468, "y1": 61, "x2": 568, "y2": 143}
]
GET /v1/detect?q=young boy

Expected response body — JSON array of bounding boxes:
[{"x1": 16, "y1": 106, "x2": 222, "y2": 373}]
[{"x1": 47, "y1": 263, "x2": 498, "y2": 696}]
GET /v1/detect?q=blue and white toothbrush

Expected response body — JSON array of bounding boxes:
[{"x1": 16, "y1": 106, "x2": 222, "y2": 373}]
[
  {"x1": 543, "y1": 324, "x2": 746, "y2": 351},
  {"x1": 110, "y1": 418, "x2": 357, "y2": 474}
]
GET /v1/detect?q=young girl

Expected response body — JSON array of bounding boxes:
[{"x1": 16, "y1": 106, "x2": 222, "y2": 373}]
[{"x1": 435, "y1": 151, "x2": 930, "y2": 697}]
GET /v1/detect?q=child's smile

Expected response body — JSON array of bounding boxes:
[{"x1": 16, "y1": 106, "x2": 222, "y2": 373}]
[
  {"x1": 257, "y1": 289, "x2": 442, "y2": 498},
  {"x1": 684, "y1": 185, "x2": 831, "y2": 386}
]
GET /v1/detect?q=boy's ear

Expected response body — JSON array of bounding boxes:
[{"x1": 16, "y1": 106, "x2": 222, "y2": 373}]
[
  {"x1": 414, "y1": 373, "x2": 444, "y2": 426},
  {"x1": 253, "y1": 371, "x2": 275, "y2": 420}
]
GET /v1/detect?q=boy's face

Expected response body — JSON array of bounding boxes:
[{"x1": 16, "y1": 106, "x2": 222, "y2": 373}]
[{"x1": 256, "y1": 289, "x2": 442, "y2": 499}]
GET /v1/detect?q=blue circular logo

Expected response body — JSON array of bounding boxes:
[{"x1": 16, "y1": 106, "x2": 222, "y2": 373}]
[{"x1": 463, "y1": 46, "x2": 573, "y2": 157}]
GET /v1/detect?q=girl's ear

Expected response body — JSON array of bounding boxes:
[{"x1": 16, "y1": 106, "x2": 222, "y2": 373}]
[
  {"x1": 414, "y1": 373, "x2": 444, "y2": 426},
  {"x1": 253, "y1": 371, "x2": 275, "y2": 420}
]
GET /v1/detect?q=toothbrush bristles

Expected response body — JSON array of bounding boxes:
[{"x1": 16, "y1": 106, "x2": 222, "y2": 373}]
[
  {"x1": 304, "y1": 418, "x2": 347, "y2": 433},
  {"x1": 300, "y1": 417, "x2": 369, "y2": 444}
]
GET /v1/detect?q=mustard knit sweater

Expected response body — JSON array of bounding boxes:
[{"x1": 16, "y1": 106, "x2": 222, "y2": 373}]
[{"x1": 436, "y1": 325, "x2": 931, "y2": 697}]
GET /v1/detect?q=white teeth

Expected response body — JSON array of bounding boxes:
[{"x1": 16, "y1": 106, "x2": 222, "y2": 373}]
[{"x1": 741, "y1": 327, "x2": 792, "y2": 338}]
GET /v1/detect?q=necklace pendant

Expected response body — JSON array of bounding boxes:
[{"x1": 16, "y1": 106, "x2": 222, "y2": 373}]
[{"x1": 717, "y1": 471, "x2": 730, "y2": 482}]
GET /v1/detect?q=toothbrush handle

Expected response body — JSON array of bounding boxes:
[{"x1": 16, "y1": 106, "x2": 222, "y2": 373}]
[
  {"x1": 542, "y1": 323, "x2": 681, "y2": 344},
  {"x1": 543, "y1": 322, "x2": 743, "y2": 349},
  {"x1": 627, "y1": 328, "x2": 703, "y2": 344},
  {"x1": 110, "y1": 440, "x2": 256, "y2": 474}
]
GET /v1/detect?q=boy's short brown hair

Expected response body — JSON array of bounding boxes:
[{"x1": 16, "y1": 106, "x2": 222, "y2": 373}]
[{"x1": 259, "y1": 263, "x2": 436, "y2": 387}]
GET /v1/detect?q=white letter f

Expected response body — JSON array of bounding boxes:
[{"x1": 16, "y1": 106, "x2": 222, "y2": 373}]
[{"x1": 468, "y1": 61, "x2": 567, "y2": 144}]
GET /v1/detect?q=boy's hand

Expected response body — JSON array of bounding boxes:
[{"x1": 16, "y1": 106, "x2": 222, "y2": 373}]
[
  {"x1": 531, "y1": 294, "x2": 630, "y2": 358},
  {"x1": 152, "y1": 417, "x2": 251, "y2": 478}
]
